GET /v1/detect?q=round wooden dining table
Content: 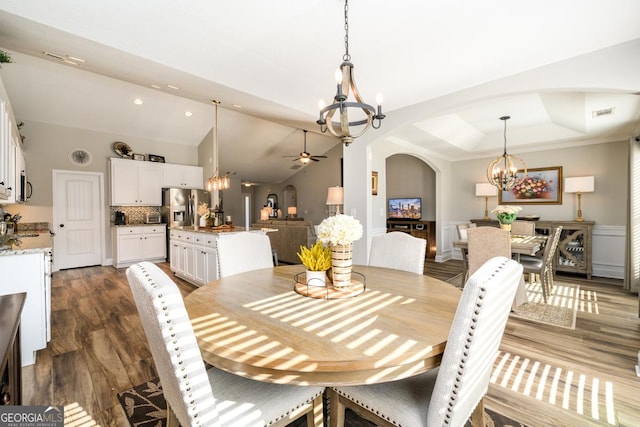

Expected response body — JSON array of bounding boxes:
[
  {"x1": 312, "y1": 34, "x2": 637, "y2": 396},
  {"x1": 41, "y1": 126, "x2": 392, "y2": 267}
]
[{"x1": 184, "y1": 264, "x2": 461, "y2": 386}]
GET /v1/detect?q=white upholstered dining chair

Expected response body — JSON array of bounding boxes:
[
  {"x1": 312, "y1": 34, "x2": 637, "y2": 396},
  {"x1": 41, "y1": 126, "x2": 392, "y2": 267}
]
[
  {"x1": 126, "y1": 262, "x2": 325, "y2": 427},
  {"x1": 368, "y1": 231, "x2": 426, "y2": 274},
  {"x1": 216, "y1": 231, "x2": 275, "y2": 278},
  {"x1": 327, "y1": 256, "x2": 523, "y2": 427},
  {"x1": 456, "y1": 223, "x2": 477, "y2": 281}
]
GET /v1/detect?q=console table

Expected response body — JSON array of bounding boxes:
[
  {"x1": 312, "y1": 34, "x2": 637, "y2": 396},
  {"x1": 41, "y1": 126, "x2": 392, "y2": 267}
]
[
  {"x1": 387, "y1": 220, "x2": 436, "y2": 259},
  {"x1": 0, "y1": 292, "x2": 26, "y2": 405},
  {"x1": 470, "y1": 219, "x2": 594, "y2": 279}
]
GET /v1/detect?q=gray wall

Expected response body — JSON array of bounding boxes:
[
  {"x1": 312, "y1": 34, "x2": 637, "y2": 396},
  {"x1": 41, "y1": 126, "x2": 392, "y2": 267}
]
[
  {"x1": 386, "y1": 154, "x2": 436, "y2": 221},
  {"x1": 251, "y1": 143, "x2": 344, "y2": 226},
  {"x1": 448, "y1": 141, "x2": 627, "y2": 226}
]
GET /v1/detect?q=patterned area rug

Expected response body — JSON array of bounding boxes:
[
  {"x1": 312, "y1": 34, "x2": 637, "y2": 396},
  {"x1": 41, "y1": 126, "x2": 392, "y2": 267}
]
[
  {"x1": 511, "y1": 280, "x2": 580, "y2": 330},
  {"x1": 446, "y1": 274, "x2": 579, "y2": 330},
  {"x1": 118, "y1": 378, "x2": 526, "y2": 426}
]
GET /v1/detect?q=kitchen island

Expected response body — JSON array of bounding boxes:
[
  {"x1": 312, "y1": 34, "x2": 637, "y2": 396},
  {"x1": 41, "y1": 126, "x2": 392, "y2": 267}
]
[
  {"x1": 168, "y1": 226, "x2": 270, "y2": 286},
  {"x1": 0, "y1": 232, "x2": 52, "y2": 366}
]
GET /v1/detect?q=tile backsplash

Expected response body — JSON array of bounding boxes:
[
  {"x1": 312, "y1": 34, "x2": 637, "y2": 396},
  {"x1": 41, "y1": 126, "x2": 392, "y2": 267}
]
[{"x1": 110, "y1": 206, "x2": 161, "y2": 224}]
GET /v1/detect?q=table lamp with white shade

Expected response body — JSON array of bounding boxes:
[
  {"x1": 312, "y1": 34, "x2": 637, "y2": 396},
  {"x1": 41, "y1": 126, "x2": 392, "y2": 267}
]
[
  {"x1": 564, "y1": 176, "x2": 594, "y2": 221},
  {"x1": 476, "y1": 183, "x2": 498, "y2": 219},
  {"x1": 326, "y1": 186, "x2": 344, "y2": 216},
  {"x1": 287, "y1": 206, "x2": 297, "y2": 218}
]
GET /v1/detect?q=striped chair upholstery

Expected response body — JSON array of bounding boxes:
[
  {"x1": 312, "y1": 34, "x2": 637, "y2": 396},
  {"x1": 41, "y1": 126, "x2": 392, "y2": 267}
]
[
  {"x1": 126, "y1": 262, "x2": 324, "y2": 427},
  {"x1": 328, "y1": 257, "x2": 523, "y2": 427}
]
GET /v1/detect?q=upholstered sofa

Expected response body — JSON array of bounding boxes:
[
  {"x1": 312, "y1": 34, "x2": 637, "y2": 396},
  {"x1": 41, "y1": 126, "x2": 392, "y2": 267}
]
[{"x1": 252, "y1": 219, "x2": 316, "y2": 264}]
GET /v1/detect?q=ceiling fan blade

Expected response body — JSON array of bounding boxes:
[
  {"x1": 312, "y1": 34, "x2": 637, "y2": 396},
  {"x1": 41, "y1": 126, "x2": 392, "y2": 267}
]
[
  {"x1": 310, "y1": 158, "x2": 320, "y2": 162},
  {"x1": 313, "y1": 155, "x2": 328, "y2": 158}
]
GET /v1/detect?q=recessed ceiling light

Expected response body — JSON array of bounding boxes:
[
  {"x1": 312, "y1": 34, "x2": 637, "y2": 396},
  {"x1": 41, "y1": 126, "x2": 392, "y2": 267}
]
[
  {"x1": 150, "y1": 84, "x2": 161, "y2": 89},
  {"x1": 166, "y1": 84, "x2": 179, "y2": 90},
  {"x1": 133, "y1": 98, "x2": 143, "y2": 105},
  {"x1": 185, "y1": 111, "x2": 192, "y2": 117}
]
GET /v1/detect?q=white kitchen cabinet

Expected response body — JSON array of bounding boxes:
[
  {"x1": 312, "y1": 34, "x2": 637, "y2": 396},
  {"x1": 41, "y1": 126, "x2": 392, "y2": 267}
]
[
  {"x1": 0, "y1": 252, "x2": 49, "y2": 366},
  {"x1": 162, "y1": 163, "x2": 204, "y2": 189},
  {"x1": 6, "y1": 141, "x2": 25, "y2": 204},
  {"x1": 170, "y1": 230, "x2": 219, "y2": 286},
  {"x1": 112, "y1": 225, "x2": 167, "y2": 267},
  {"x1": 0, "y1": 103, "x2": 16, "y2": 201},
  {"x1": 110, "y1": 158, "x2": 162, "y2": 206}
]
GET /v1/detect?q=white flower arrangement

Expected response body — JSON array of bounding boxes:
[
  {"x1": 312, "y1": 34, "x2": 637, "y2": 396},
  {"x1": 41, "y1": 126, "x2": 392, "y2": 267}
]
[
  {"x1": 491, "y1": 205, "x2": 522, "y2": 224},
  {"x1": 316, "y1": 214, "x2": 363, "y2": 246},
  {"x1": 197, "y1": 202, "x2": 211, "y2": 219}
]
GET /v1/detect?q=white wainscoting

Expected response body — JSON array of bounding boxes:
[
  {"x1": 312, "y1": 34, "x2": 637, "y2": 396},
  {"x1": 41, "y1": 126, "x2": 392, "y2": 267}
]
[{"x1": 592, "y1": 225, "x2": 625, "y2": 279}]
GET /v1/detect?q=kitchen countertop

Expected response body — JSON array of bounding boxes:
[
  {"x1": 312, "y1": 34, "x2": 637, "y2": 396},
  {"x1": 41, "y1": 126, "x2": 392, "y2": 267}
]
[
  {"x1": 0, "y1": 232, "x2": 53, "y2": 256},
  {"x1": 169, "y1": 225, "x2": 239, "y2": 234},
  {"x1": 112, "y1": 223, "x2": 166, "y2": 228}
]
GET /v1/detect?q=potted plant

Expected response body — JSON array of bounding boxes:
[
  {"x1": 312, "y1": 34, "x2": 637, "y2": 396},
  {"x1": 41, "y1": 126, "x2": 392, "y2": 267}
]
[
  {"x1": 0, "y1": 50, "x2": 12, "y2": 67},
  {"x1": 491, "y1": 205, "x2": 522, "y2": 232},
  {"x1": 297, "y1": 241, "x2": 331, "y2": 286}
]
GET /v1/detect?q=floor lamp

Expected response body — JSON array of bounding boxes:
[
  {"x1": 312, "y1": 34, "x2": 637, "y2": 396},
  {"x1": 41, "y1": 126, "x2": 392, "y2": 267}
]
[
  {"x1": 564, "y1": 176, "x2": 595, "y2": 221},
  {"x1": 476, "y1": 183, "x2": 498, "y2": 220}
]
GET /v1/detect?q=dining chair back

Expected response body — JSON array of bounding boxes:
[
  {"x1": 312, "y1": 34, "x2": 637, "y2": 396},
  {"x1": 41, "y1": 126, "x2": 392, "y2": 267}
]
[
  {"x1": 456, "y1": 222, "x2": 477, "y2": 240},
  {"x1": 520, "y1": 225, "x2": 563, "y2": 302},
  {"x1": 467, "y1": 226, "x2": 511, "y2": 277},
  {"x1": 327, "y1": 256, "x2": 523, "y2": 427},
  {"x1": 511, "y1": 220, "x2": 536, "y2": 236},
  {"x1": 126, "y1": 262, "x2": 324, "y2": 427},
  {"x1": 368, "y1": 231, "x2": 426, "y2": 274},
  {"x1": 217, "y1": 231, "x2": 274, "y2": 278}
]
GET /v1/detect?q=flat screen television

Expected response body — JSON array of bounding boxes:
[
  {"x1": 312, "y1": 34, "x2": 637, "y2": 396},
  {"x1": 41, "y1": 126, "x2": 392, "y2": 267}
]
[{"x1": 388, "y1": 198, "x2": 422, "y2": 220}]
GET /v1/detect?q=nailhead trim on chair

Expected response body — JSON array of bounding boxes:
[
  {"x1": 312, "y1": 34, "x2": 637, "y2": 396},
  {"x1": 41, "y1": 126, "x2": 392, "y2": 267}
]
[
  {"x1": 140, "y1": 265, "x2": 204, "y2": 425},
  {"x1": 266, "y1": 389, "x2": 324, "y2": 426}
]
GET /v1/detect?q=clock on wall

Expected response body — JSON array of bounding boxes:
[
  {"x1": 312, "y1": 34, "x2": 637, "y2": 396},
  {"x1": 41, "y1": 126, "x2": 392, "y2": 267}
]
[{"x1": 68, "y1": 148, "x2": 92, "y2": 166}]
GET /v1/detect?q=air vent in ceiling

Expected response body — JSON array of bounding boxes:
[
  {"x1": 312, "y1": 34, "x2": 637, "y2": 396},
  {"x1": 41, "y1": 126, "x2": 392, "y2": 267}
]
[{"x1": 592, "y1": 107, "x2": 615, "y2": 118}]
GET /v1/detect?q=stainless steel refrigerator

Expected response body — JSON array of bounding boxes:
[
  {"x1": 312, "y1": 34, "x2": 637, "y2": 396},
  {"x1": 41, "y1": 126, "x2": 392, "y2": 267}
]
[{"x1": 161, "y1": 188, "x2": 210, "y2": 227}]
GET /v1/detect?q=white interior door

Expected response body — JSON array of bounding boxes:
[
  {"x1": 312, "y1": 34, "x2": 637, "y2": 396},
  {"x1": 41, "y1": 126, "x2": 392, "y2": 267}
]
[{"x1": 53, "y1": 170, "x2": 103, "y2": 270}]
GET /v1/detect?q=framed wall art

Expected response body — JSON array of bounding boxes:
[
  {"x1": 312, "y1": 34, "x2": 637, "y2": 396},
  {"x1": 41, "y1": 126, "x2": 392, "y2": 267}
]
[
  {"x1": 498, "y1": 166, "x2": 563, "y2": 205},
  {"x1": 372, "y1": 171, "x2": 378, "y2": 196}
]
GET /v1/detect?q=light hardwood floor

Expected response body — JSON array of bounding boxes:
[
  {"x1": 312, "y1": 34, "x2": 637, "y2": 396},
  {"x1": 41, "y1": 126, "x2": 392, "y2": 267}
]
[{"x1": 21, "y1": 260, "x2": 640, "y2": 426}]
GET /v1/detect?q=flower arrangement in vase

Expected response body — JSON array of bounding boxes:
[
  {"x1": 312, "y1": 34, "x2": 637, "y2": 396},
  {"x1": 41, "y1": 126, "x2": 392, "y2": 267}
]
[
  {"x1": 297, "y1": 242, "x2": 331, "y2": 286},
  {"x1": 491, "y1": 205, "x2": 522, "y2": 232},
  {"x1": 197, "y1": 202, "x2": 212, "y2": 227},
  {"x1": 316, "y1": 214, "x2": 363, "y2": 287}
]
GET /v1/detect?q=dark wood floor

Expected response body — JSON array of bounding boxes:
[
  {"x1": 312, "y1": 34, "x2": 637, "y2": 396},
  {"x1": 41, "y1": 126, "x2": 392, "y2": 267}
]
[{"x1": 21, "y1": 260, "x2": 640, "y2": 426}]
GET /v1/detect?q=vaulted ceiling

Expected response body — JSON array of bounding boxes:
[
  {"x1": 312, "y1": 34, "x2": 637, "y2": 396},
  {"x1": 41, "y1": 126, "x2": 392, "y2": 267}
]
[{"x1": 1, "y1": 1, "x2": 639, "y2": 184}]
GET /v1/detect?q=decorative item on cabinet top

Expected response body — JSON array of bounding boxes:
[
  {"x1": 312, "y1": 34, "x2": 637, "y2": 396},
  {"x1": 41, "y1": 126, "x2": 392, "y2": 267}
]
[{"x1": 112, "y1": 141, "x2": 133, "y2": 159}]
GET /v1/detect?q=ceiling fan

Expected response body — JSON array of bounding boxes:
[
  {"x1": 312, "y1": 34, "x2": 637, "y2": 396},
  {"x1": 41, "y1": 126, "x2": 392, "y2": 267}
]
[{"x1": 284, "y1": 130, "x2": 327, "y2": 164}]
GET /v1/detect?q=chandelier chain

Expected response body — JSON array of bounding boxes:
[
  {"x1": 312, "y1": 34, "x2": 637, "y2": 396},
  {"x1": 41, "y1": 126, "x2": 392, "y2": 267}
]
[{"x1": 343, "y1": 0, "x2": 350, "y2": 62}]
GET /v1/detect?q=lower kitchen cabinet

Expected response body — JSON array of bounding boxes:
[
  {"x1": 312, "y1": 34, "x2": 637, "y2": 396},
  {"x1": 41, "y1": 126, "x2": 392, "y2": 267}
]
[
  {"x1": 0, "y1": 251, "x2": 50, "y2": 366},
  {"x1": 169, "y1": 230, "x2": 218, "y2": 286},
  {"x1": 112, "y1": 225, "x2": 167, "y2": 268}
]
